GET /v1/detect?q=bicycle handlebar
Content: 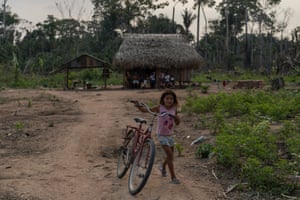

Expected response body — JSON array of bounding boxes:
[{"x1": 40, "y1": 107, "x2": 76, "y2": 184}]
[{"x1": 129, "y1": 100, "x2": 172, "y2": 118}]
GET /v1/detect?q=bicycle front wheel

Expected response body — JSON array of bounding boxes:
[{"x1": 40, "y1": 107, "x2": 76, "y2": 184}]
[
  {"x1": 128, "y1": 139, "x2": 155, "y2": 195},
  {"x1": 117, "y1": 130, "x2": 134, "y2": 178}
]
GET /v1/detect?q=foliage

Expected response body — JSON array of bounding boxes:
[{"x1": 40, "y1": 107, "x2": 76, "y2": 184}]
[
  {"x1": 200, "y1": 84, "x2": 209, "y2": 93},
  {"x1": 0, "y1": 60, "x2": 125, "y2": 89},
  {"x1": 195, "y1": 143, "x2": 214, "y2": 158},
  {"x1": 68, "y1": 70, "x2": 123, "y2": 86},
  {"x1": 0, "y1": 62, "x2": 65, "y2": 88},
  {"x1": 14, "y1": 121, "x2": 24, "y2": 130},
  {"x1": 103, "y1": 72, "x2": 123, "y2": 86},
  {"x1": 184, "y1": 88, "x2": 300, "y2": 195},
  {"x1": 242, "y1": 157, "x2": 285, "y2": 191},
  {"x1": 183, "y1": 89, "x2": 300, "y2": 121},
  {"x1": 215, "y1": 119, "x2": 296, "y2": 193},
  {"x1": 192, "y1": 71, "x2": 269, "y2": 83},
  {"x1": 1, "y1": 0, "x2": 299, "y2": 82},
  {"x1": 279, "y1": 120, "x2": 300, "y2": 174},
  {"x1": 27, "y1": 99, "x2": 32, "y2": 108},
  {"x1": 181, "y1": 8, "x2": 196, "y2": 41},
  {"x1": 135, "y1": 14, "x2": 179, "y2": 34},
  {"x1": 92, "y1": 0, "x2": 169, "y2": 33},
  {"x1": 175, "y1": 143, "x2": 184, "y2": 156}
]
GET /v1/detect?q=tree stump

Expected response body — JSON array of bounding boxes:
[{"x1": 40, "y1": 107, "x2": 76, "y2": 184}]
[{"x1": 271, "y1": 77, "x2": 285, "y2": 90}]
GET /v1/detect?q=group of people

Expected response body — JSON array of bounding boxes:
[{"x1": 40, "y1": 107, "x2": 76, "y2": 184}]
[
  {"x1": 126, "y1": 72, "x2": 151, "y2": 89},
  {"x1": 159, "y1": 72, "x2": 175, "y2": 89},
  {"x1": 126, "y1": 71, "x2": 175, "y2": 89}
]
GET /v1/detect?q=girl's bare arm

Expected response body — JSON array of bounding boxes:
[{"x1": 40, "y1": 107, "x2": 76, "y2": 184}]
[
  {"x1": 135, "y1": 102, "x2": 159, "y2": 113},
  {"x1": 174, "y1": 114, "x2": 180, "y2": 125}
]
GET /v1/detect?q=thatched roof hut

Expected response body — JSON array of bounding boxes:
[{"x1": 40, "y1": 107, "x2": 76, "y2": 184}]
[
  {"x1": 113, "y1": 34, "x2": 203, "y2": 88},
  {"x1": 114, "y1": 34, "x2": 202, "y2": 69}
]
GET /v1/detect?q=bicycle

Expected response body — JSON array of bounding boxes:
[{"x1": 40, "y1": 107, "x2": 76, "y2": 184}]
[{"x1": 116, "y1": 100, "x2": 169, "y2": 195}]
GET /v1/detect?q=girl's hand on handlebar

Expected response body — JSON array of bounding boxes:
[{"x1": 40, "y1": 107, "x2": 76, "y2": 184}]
[
  {"x1": 130, "y1": 100, "x2": 148, "y2": 112},
  {"x1": 129, "y1": 100, "x2": 142, "y2": 107}
]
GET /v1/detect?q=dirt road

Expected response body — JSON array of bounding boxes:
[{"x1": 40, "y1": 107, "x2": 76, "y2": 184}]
[{"x1": 0, "y1": 89, "x2": 224, "y2": 200}]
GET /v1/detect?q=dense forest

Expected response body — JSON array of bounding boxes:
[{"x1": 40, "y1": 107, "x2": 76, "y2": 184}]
[{"x1": 0, "y1": 0, "x2": 300, "y2": 87}]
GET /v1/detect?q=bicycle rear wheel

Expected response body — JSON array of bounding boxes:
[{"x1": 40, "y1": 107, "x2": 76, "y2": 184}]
[
  {"x1": 117, "y1": 130, "x2": 134, "y2": 178},
  {"x1": 128, "y1": 139, "x2": 155, "y2": 195}
]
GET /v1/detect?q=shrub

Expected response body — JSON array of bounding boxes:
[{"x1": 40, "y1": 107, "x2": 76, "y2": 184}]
[
  {"x1": 175, "y1": 143, "x2": 184, "y2": 156},
  {"x1": 14, "y1": 121, "x2": 24, "y2": 130},
  {"x1": 183, "y1": 76, "x2": 300, "y2": 195},
  {"x1": 200, "y1": 85, "x2": 209, "y2": 93},
  {"x1": 242, "y1": 158, "x2": 277, "y2": 188},
  {"x1": 195, "y1": 143, "x2": 214, "y2": 159}
]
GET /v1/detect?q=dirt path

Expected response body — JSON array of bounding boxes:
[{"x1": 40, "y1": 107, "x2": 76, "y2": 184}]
[{"x1": 0, "y1": 89, "x2": 224, "y2": 200}]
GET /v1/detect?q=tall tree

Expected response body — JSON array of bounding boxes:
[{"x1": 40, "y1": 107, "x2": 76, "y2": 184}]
[
  {"x1": 216, "y1": 0, "x2": 282, "y2": 69},
  {"x1": 181, "y1": 8, "x2": 196, "y2": 42},
  {"x1": 182, "y1": 8, "x2": 196, "y2": 34},
  {"x1": 171, "y1": 0, "x2": 188, "y2": 32},
  {"x1": 91, "y1": 0, "x2": 169, "y2": 33},
  {"x1": 193, "y1": 0, "x2": 215, "y2": 46},
  {"x1": 55, "y1": 0, "x2": 91, "y2": 21},
  {"x1": 0, "y1": 2, "x2": 20, "y2": 43},
  {"x1": 135, "y1": 14, "x2": 180, "y2": 34},
  {"x1": 0, "y1": 2, "x2": 20, "y2": 63},
  {"x1": 1, "y1": 0, "x2": 8, "y2": 40}
]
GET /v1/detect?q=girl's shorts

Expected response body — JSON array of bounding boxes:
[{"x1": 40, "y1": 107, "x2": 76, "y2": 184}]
[{"x1": 157, "y1": 135, "x2": 174, "y2": 147}]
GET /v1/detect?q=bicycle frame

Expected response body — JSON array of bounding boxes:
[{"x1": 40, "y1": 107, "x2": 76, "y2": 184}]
[
  {"x1": 125, "y1": 118, "x2": 153, "y2": 161},
  {"x1": 117, "y1": 100, "x2": 171, "y2": 195}
]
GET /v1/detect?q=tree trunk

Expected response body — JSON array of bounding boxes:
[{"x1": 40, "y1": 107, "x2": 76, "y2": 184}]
[
  {"x1": 271, "y1": 77, "x2": 285, "y2": 90},
  {"x1": 196, "y1": 3, "x2": 200, "y2": 47}
]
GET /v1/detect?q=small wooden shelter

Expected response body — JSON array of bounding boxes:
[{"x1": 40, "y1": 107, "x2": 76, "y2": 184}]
[
  {"x1": 113, "y1": 34, "x2": 203, "y2": 88},
  {"x1": 52, "y1": 54, "x2": 112, "y2": 89}
]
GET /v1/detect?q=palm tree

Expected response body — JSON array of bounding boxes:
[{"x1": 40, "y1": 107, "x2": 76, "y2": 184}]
[
  {"x1": 193, "y1": 0, "x2": 215, "y2": 46},
  {"x1": 182, "y1": 8, "x2": 196, "y2": 34}
]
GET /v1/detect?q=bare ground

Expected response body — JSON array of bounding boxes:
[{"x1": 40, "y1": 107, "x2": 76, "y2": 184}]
[{"x1": 0, "y1": 87, "x2": 261, "y2": 200}]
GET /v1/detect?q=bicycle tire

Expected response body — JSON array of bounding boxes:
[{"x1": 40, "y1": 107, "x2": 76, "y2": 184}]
[
  {"x1": 117, "y1": 130, "x2": 134, "y2": 178},
  {"x1": 128, "y1": 139, "x2": 155, "y2": 195}
]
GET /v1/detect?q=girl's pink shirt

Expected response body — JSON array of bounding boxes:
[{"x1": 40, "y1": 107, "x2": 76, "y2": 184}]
[{"x1": 157, "y1": 105, "x2": 176, "y2": 136}]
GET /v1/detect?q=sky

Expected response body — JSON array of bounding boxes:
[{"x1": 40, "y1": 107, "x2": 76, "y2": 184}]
[{"x1": 5, "y1": 0, "x2": 300, "y2": 38}]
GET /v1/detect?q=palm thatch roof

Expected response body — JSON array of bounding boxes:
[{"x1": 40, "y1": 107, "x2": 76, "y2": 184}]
[{"x1": 113, "y1": 34, "x2": 203, "y2": 70}]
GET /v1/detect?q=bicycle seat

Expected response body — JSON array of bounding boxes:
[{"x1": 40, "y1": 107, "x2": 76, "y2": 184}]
[{"x1": 134, "y1": 117, "x2": 147, "y2": 124}]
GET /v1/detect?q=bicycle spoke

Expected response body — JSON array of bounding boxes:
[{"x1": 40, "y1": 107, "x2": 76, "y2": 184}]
[
  {"x1": 117, "y1": 130, "x2": 134, "y2": 178},
  {"x1": 128, "y1": 139, "x2": 155, "y2": 195}
]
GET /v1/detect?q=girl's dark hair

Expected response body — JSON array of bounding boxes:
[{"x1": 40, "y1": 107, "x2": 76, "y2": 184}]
[{"x1": 159, "y1": 89, "x2": 179, "y2": 106}]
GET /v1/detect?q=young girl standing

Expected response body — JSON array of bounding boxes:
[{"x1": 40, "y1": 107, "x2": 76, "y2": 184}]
[{"x1": 135, "y1": 90, "x2": 181, "y2": 184}]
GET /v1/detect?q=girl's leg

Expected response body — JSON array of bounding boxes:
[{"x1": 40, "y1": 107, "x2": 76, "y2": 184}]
[{"x1": 162, "y1": 145, "x2": 176, "y2": 179}]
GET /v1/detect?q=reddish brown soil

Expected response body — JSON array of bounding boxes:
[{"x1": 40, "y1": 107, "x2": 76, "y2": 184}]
[{"x1": 0, "y1": 86, "x2": 246, "y2": 200}]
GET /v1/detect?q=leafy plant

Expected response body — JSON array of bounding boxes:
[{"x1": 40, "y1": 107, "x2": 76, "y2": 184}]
[
  {"x1": 27, "y1": 99, "x2": 32, "y2": 107},
  {"x1": 209, "y1": 110, "x2": 225, "y2": 134},
  {"x1": 200, "y1": 85, "x2": 209, "y2": 93},
  {"x1": 242, "y1": 158, "x2": 277, "y2": 188},
  {"x1": 184, "y1": 89, "x2": 300, "y2": 195},
  {"x1": 195, "y1": 143, "x2": 213, "y2": 159},
  {"x1": 14, "y1": 121, "x2": 24, "y2": 130},
  {"x1": 175, "y1": 143, "x2": 184, "y2": 157}
]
